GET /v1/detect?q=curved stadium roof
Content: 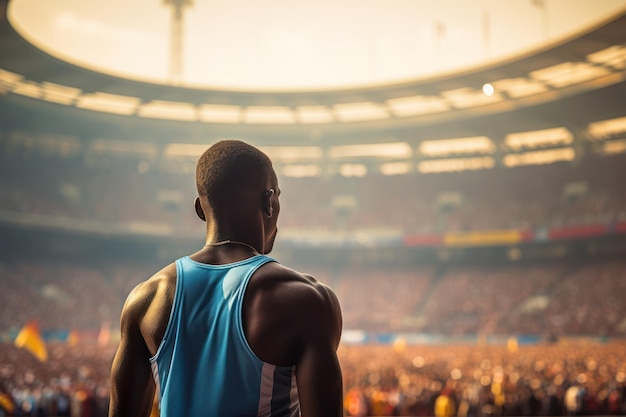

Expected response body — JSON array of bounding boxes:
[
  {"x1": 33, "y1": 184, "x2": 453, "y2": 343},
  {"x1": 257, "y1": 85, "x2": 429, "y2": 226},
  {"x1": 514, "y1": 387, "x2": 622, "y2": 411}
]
[{"x1": 0, "y1": 0, "x2": 625, "y2": 142}]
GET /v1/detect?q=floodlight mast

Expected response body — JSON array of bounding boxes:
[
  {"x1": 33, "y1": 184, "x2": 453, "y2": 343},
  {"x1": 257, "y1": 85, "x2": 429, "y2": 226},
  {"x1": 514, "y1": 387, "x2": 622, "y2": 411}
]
[{"x1": 164, "y1": 0, "x2": 193, "y2": 85}]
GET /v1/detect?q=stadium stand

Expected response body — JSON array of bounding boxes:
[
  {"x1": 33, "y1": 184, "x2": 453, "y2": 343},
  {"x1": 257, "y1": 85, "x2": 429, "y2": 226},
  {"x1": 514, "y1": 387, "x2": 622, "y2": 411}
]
[
  {"x1": 1, "y1": 1, "x2": 626, "y2": 416},
  {"x1": 2, "y1": 341, "x2": 626, "y2": 416},
  {"x1": 3, "y1": 257, "x2": 626, "y2": 338},
  {"x1": 1, "y1": 150, "x2": 626, "y2": 235}
]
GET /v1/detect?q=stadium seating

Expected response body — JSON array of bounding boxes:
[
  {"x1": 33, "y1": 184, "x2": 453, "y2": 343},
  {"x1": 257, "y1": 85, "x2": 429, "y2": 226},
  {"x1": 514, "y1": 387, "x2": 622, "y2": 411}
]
[
  {"x1": 2, "y1": 152, "x2": 626, "y2": 234},
  {"x1": 3, "y1": 341, "x2": 626, "y2": 416},
  {"x1": 3, "y1": 259, "x2": 626, "y2": 338}
]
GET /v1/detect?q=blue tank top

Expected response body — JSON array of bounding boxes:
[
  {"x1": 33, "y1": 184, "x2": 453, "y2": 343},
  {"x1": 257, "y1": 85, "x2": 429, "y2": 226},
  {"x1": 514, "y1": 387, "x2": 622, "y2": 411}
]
[{"x1": 149, "y1": 255, "x2": 300, "y2": 417}]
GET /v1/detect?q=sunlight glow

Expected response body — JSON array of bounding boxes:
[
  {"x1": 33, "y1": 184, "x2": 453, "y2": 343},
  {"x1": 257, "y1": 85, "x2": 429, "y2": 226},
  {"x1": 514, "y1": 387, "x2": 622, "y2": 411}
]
[{"x1": 8, "y1": 0, "x2": 626, "y2": 90}]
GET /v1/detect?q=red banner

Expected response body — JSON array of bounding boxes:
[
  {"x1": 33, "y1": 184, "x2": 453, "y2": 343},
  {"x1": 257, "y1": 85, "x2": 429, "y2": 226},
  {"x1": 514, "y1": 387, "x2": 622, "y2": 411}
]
[
  {"x1": 615, "y1": 222, "x2": 626, "y2": 234},
  {"x1": 403, "y1": 234, "x2": 443, "y2": 246},
  {"x1": 548, "y1": 224, "x2": 608, "y2": 240}
]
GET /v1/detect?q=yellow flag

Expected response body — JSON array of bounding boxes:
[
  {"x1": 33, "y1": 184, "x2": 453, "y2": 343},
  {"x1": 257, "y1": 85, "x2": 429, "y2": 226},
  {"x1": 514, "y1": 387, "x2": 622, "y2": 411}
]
[
  {"x1": 0, "y1": 392, "x2": 16, "y2": 414},
  {"x1": 14, "y1": 320, "x2": 48, "y2": 362}
]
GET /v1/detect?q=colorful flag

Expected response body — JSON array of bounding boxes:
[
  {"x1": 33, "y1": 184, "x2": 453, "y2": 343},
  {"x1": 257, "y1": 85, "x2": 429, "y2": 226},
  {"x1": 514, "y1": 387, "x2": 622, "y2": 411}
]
[
  {"x1": 0, "y1": 391, "x2": 16, "y2": 414},
  {"x1": 14, "y1": 320, "x2": 48, "y2": 362},
  {"x1": 67, "y1": 330, "x2": 79, "y2": 347}
]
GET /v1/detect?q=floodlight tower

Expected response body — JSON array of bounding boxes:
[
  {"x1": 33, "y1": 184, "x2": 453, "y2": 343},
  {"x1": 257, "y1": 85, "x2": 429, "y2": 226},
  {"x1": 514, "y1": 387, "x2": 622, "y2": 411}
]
[{"x1": 164, "y1": 0, "x2": 193, "y2": 85}]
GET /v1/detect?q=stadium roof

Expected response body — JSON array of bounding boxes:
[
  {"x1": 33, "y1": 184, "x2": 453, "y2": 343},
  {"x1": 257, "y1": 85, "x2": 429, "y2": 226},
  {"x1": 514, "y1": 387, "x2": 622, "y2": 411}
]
[
  {"x1": 6, "y1": 0, "x2": 626, "y2": 91},
  {"x1": 0, "y1": 0, "x2": 625, "y2": 138}
]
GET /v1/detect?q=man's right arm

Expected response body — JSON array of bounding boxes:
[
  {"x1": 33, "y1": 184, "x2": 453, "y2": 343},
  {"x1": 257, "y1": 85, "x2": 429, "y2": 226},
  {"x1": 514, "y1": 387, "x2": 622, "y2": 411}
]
[
  {"x1": 109, "y1": 281, "x2": 159, "y2": 417},
  {"x1": 295, "y1": 281, "x2": 343, "y2": 417}
]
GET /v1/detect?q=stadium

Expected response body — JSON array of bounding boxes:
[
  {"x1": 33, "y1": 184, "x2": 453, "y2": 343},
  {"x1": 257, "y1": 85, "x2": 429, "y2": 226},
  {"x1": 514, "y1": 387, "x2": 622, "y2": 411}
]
[{"x1": 1, "y1": 0, "x2": 626, "y2": 415}]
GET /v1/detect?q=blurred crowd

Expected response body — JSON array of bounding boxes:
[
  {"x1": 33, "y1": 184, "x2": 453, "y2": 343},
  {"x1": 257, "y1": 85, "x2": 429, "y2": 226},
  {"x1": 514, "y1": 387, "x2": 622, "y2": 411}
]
[
  {"x1": 279, "y1": 154, "x2": 626, "y2": 233},
  {"x1": 421, "y1": 261, "x2": 626, "y2": 336},
  {"x1": 328, "y1": 260, "x2": 626, "y2": 336},
  {"x1": 0, "y1": 262, "x2": 149, "y2": 332},
  {"x1": 1, "y1": 152, "x2": 626, "y2": 235},
  {"x1": 2, "y1": 341, "x2": 626, "y2": 416},
  {"x1": 340, "y1": 343, "x2": 626, "y2": 416},
  {"x1": 2, "y1": 259, "x2": 626, "y2": 337},
  {"x1": 2, "y1": 140, "x2": 626, "y2": 417},
  {"x1": 0, "y1": 343, "x2": 114, "y2": 417}
]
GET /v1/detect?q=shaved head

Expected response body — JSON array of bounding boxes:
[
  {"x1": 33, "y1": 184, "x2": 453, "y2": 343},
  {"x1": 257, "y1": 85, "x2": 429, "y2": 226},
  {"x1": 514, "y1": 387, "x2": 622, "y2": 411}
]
[{"x1": 196, "y1": 140, "x2": 275, "y2": 211}]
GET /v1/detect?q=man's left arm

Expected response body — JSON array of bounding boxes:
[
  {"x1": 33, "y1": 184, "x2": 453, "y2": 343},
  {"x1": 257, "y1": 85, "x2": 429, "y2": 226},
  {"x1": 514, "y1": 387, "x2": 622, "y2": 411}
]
[{"x1": 295, "y1": 282, "x2": 344, "y2": 417}]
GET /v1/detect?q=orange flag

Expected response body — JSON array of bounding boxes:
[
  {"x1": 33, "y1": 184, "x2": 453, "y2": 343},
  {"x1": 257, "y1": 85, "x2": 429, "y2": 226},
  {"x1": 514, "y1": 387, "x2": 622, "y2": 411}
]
[
  {"x1": 14, "y1": 320, "x2": 48, "y2": 362},
  {"x1": 0, "y1": 391, "x2": 16, "y2": 414},
  {"x1": 67, "y1": 330, "x2": 79, "y2": 347}
]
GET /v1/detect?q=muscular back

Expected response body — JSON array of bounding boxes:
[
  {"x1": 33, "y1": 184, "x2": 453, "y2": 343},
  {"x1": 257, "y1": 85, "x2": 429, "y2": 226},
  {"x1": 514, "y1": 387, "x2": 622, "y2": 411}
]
[{"x1": 109, "y1": 248, "x2": 343, "y2": 417}]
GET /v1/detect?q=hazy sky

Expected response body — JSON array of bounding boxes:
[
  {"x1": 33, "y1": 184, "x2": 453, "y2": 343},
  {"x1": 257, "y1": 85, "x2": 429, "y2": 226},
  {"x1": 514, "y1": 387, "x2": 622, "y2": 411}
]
[{"x1": 8, "y1": 0, "x2": 626, "y2": 90}]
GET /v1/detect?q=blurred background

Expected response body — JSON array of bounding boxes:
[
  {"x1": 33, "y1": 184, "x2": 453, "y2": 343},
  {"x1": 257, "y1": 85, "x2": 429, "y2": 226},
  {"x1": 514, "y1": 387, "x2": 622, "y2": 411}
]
[{"x1": 1, "y1": 0, "x2": 626, "y2": 415}]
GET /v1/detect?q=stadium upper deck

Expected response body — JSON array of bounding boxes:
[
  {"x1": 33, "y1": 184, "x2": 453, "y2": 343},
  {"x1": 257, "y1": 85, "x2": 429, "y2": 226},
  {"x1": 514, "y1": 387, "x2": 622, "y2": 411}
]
[{"x1": 1, "y1": 0, "x2": 626, "y2": 249}]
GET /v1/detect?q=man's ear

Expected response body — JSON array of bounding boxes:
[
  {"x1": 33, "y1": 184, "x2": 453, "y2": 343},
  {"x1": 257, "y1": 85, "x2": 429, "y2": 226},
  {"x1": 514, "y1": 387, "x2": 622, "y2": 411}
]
[
  {"x1": 263, "y1": 189, "x2": 275, "y2": 217},
  {"x1": 195, "y1": 197, "x2": 206, "y2": 221}
]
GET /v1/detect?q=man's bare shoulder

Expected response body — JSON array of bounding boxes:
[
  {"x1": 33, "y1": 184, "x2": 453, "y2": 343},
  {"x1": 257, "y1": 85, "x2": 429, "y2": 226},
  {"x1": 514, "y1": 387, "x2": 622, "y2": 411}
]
[
  {"x1": 123, "y1": 263, "x2": 175, "y2": 308},
  {"x1": 253, "y1": 262, "x2": 342, "y2": 339},
  {"x1": 254, "y1": 262, "x2": 337, "y2": 303},
  {"x1": 120, "y1": 263, "x2": 177, "y2": 328}
]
